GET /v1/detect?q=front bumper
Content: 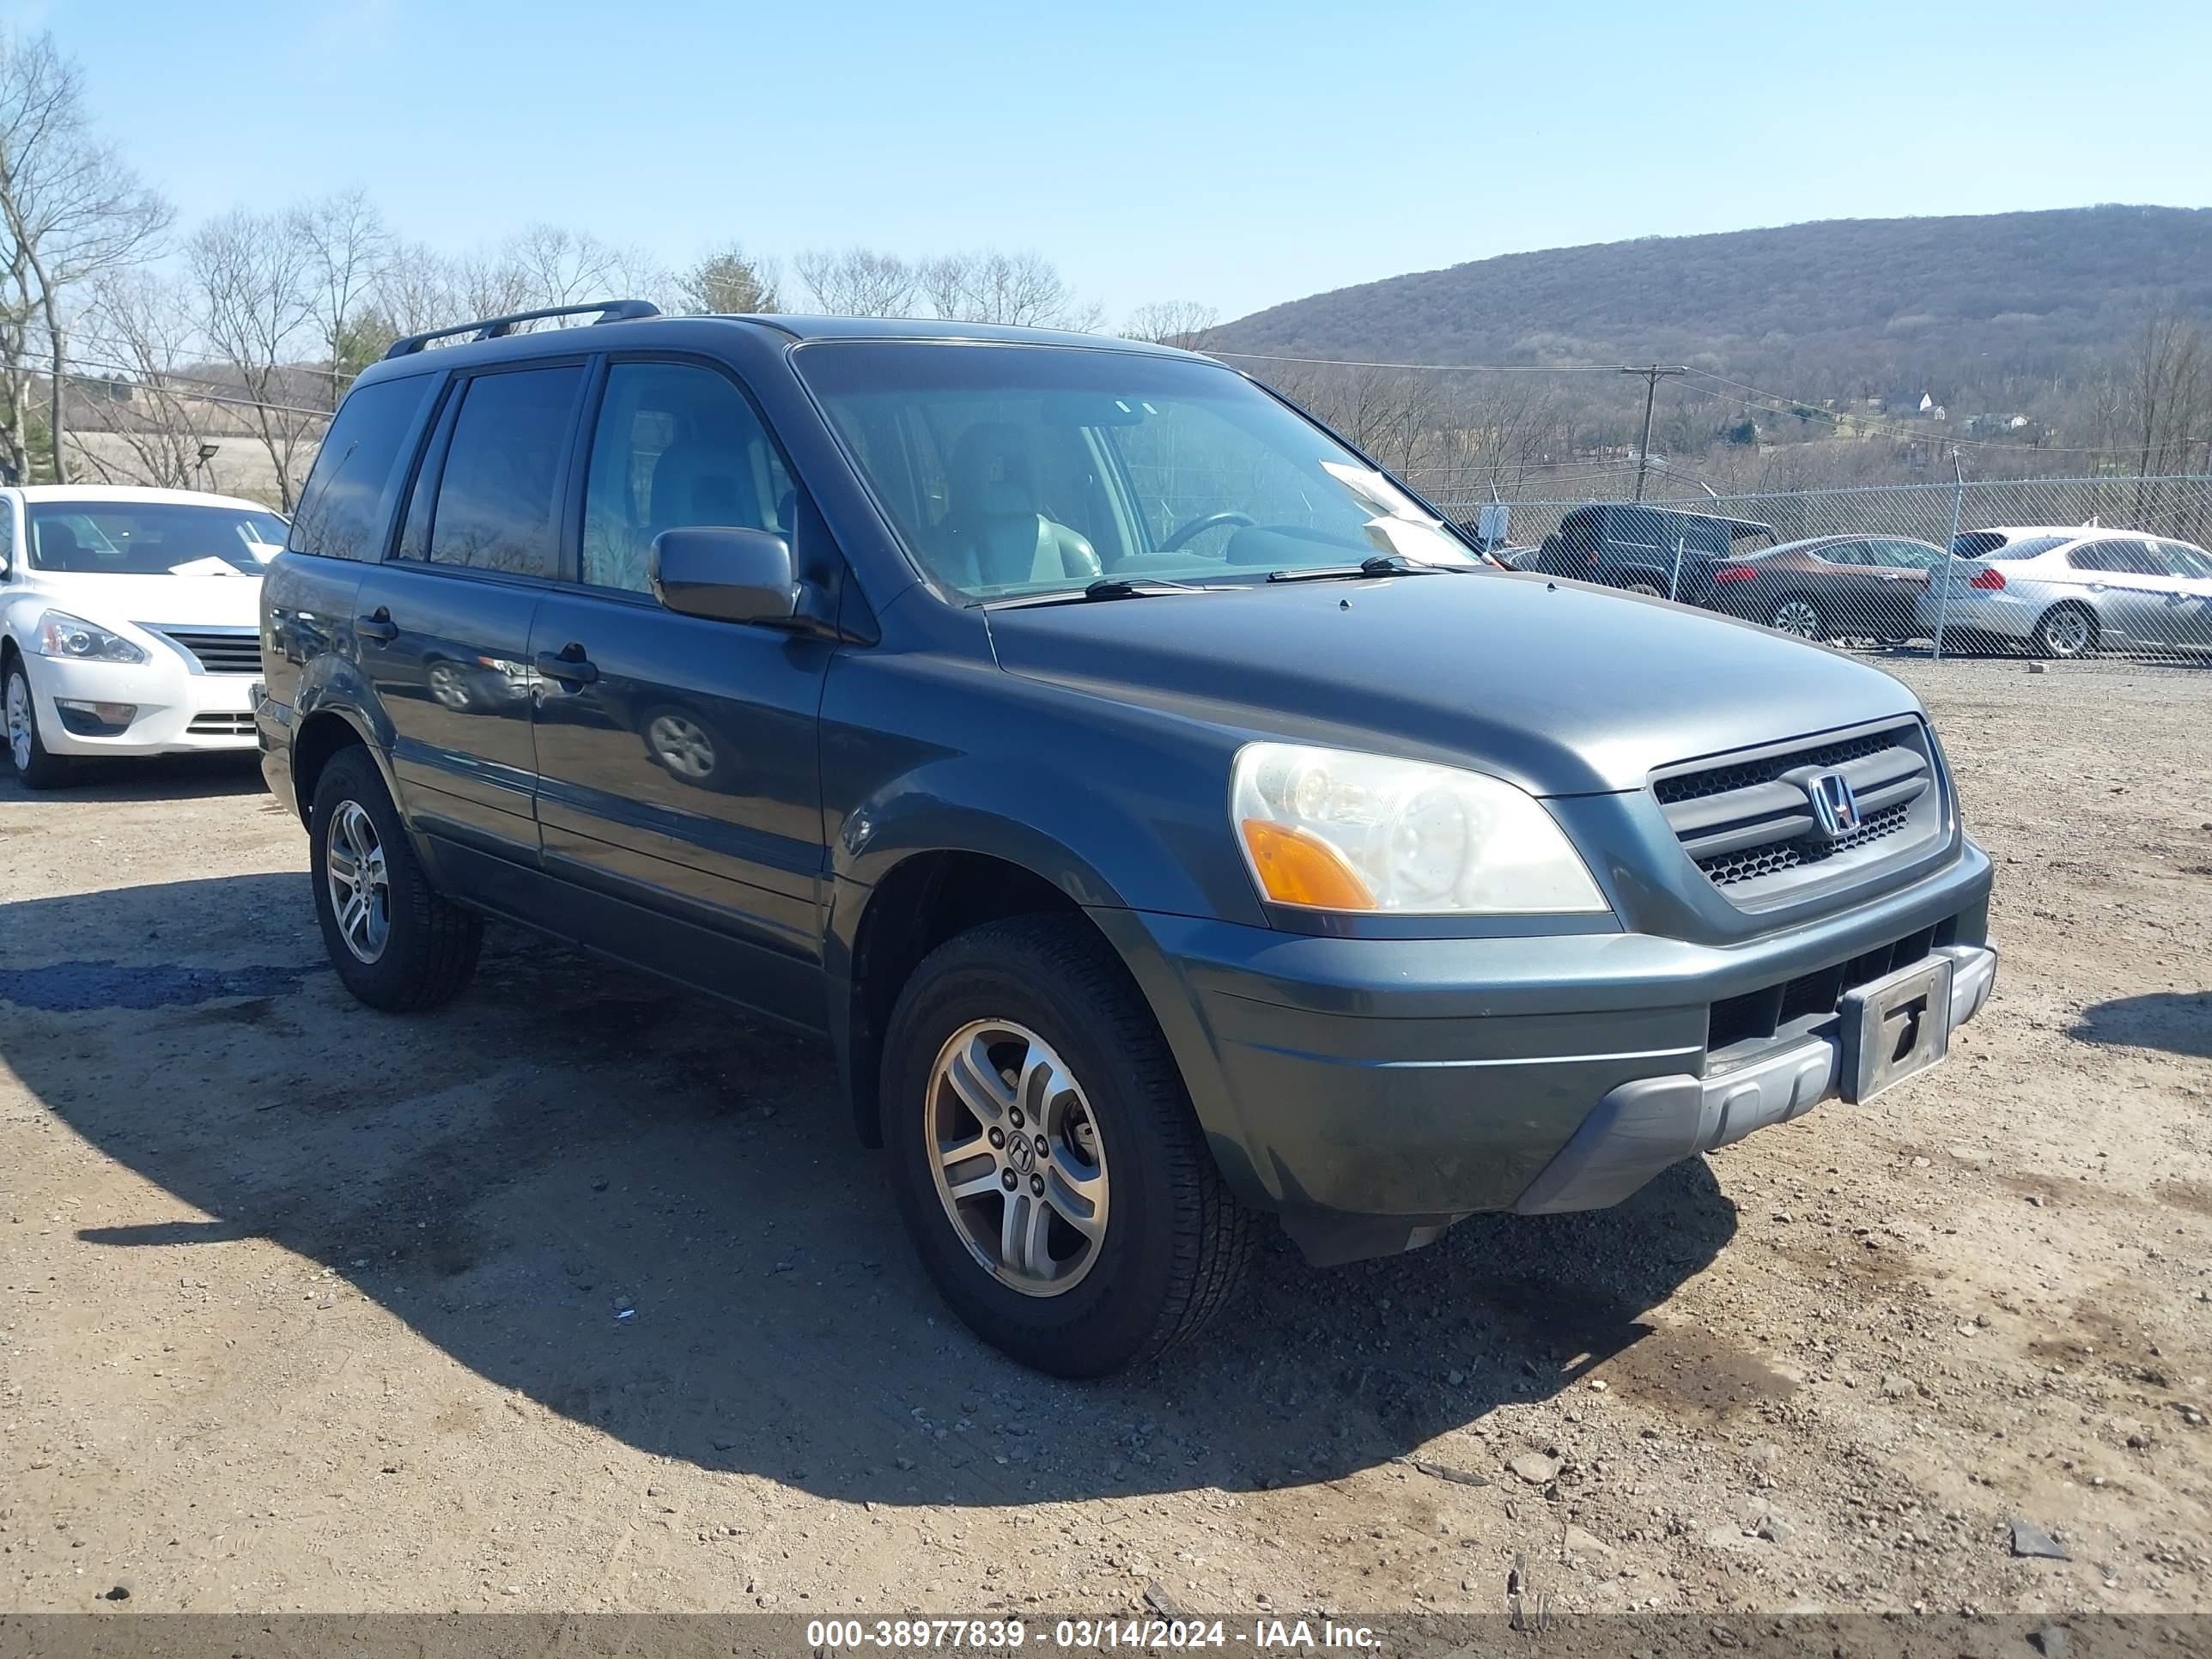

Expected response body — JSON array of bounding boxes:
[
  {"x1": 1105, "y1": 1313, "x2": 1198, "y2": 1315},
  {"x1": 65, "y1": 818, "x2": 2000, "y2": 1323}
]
[
  {"x1": 1095, "y1": 838, "x2": 1994, "y2": 1263},
  {"x1": 24, "y1": 649, "x2": 258, "y2": 756}
]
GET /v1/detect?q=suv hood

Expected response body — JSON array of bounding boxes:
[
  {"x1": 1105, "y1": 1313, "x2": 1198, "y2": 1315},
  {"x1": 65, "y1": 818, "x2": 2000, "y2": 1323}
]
[
  {"x1": 17, "y1": 569, "x2": 264, "y2": 629},
  {"x1": 985, "y1": 570, "x2": 1921, "y2": 795}
]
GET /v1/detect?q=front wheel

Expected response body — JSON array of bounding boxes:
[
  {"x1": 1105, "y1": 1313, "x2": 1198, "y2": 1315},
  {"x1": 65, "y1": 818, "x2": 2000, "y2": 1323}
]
[
  {"x1": 3, "y1": 659, "x2": 70, "y2": 790},
  {"x1": 880, "y1": 915, "x2": 1254, "y2": 1376},
  {"x1": 308, "y1": 745, "x2": 483, "y2": 1011}
]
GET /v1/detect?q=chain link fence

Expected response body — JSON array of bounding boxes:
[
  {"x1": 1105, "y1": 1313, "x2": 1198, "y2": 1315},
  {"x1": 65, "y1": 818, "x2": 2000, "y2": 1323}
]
[{"x1": 1439, "y1": 475, "x2": 2212, "y2": 662}]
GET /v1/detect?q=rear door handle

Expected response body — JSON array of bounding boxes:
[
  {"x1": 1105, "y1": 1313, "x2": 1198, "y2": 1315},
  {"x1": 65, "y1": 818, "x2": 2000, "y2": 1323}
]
[
  {"x1": 356, "y1": 608, "x2": 398, "y2": 642},
  {"x1": 534, "y1": 647, "x2": 599, "y2": 686}
]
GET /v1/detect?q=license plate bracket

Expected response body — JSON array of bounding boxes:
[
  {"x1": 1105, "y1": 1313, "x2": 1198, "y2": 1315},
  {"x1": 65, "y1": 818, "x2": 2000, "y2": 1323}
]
[{"x1": 1838, "y1": 955, "x2": 1954, "y2": 1103}]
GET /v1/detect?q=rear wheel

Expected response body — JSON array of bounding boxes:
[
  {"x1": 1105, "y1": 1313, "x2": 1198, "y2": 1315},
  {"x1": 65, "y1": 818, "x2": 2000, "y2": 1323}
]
[
  {"x1": 1623, "y1": 577, "x2": 1666, "y2": 598},
  {"x1": 309, "y1": 746, "x2": 483, "y2": 1011},
  {"x1": 1770, "y1": 593, "x2": 1826, "y2": 640},
  {"x1": 3, "y1": 659, "x2": 70, "y2": 790},
  {"x1": 879, "y1": 914, "x2": 1254, "y2": 1376},
  {"x1": 2031, "y1": 603, "x2": 2097, "y2": 659}
]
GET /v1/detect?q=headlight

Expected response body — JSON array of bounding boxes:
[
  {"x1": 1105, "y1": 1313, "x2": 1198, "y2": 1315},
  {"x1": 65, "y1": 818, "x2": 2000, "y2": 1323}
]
[
  {"x1": 1231, "y1": 742, "x2": 1608, "y2": 915},
  {"x1": 33, "y1": 611, "x2": 147, "y2": 665}
]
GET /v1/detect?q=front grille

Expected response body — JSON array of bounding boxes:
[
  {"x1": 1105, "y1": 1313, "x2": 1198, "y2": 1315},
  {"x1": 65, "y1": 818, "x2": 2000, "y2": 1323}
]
[
  {"x1": 1707, "y1": 919, "x2": 1954, "y2": 1055},
  {"x1": 1653, "y1": 718, "x2": 1942, "y2": 905},
  {"x1": 148, "y1": 627, "x2": 261, "y2": 675},
  {"x1": 187, "y1": 712, "x2": 255, "y2": 736}
]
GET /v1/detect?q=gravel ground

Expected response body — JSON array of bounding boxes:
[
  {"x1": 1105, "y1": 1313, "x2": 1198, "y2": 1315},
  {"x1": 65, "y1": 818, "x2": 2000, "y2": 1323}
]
[{"x1": 2, "y1": 655, "x2": 2209, "y2": 1620}]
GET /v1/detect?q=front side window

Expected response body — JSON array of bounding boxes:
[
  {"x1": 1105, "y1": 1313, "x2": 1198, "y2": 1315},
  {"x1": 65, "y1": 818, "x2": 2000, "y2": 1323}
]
[
  {"x1": 28, "y1": 501, "x2": 289, "y2": 575},
  {"x1": 289, "y1": 373, "x2": 436, "y2": 561},
  {"x1": 1869, "y1": 539, "x2": 1940, "y2": 569},
  {"x1": 426, "y1": 365, "x2": 585, "y2": 580},
  {"x1": 797, "y1": 342, "x2": 1475, "y2": 598},
  {"x1": 1816, "y1": 542, "x2": 1869, "y2": 566},
  {"x1": 580, "y1": 362, "x2": 792, "y2": 594}
]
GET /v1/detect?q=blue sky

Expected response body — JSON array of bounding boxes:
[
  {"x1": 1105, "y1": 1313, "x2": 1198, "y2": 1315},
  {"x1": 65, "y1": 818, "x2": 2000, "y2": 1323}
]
[{"x1": 24, "y1": 0, "x2": 2212, "y2": 324}]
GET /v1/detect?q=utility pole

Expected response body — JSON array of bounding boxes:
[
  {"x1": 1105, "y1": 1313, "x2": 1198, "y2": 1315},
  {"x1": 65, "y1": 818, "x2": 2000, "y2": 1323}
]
[{"x1": 1625, "y1": 365, "x2": 1688, "y2": 501}]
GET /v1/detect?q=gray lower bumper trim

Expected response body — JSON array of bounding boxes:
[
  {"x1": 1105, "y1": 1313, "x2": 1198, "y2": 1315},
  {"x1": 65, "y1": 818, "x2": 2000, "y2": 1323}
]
[{"x1": 1513, "y1": 945, "x2": 1996, "y2": 1216}]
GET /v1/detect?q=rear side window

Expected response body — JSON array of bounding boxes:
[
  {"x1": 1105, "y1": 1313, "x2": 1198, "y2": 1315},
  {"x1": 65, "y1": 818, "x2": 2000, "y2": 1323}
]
[
  {"x1": 287, "y1": 374, "x2": 436, "y2": 561},
  {"x1": 426, "y1": 366, "x2": 586, "y2": 580}
]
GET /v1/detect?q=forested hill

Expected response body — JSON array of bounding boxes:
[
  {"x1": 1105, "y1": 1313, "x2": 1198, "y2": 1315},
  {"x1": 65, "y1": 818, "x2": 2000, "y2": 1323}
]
[{"x1": 1210, "y1": 206, "x2": 2212, "y2": 387}]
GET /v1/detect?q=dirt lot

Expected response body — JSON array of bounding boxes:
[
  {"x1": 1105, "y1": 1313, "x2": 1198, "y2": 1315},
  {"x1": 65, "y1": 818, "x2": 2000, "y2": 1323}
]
[{"x1": 3, "y1": 656, "x2": 2209, "y2": 1620}]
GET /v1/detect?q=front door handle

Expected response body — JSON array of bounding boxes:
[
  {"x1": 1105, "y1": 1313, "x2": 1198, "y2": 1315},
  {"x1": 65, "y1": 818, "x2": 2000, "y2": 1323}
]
[
  {"x1": 534, "y1": 647, "x2": 599, "y2": 686},
  {"x1": 356, "y1": 607, "x2": 398, "y2": 643}
]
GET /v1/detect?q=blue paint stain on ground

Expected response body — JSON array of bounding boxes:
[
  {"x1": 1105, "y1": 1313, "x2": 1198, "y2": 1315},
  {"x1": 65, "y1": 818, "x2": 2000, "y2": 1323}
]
[{"x1": 0, "y1": 960, "x2": 319, "y2": 1012}]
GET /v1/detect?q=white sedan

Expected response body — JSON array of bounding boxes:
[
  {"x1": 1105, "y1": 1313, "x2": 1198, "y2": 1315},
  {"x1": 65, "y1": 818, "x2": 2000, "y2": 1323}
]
[
  {"x1": 1918, "y1": 525, "x2": 2212, "y2": 659},
  {"x1": 2, "y1": 485, "x2": 285, "y2": 788}
]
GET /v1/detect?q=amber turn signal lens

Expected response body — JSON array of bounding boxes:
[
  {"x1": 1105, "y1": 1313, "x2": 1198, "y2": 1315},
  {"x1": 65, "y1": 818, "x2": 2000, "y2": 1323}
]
[{"x1": 1239, "y1": 819, "x2": 1377, "y2": 910}]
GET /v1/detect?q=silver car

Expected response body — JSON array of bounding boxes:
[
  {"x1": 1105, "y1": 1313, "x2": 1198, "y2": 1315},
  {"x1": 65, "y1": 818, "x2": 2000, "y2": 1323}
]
[{"x1": 1918, "y1": 525, "x2": 2212, "y2": 657}]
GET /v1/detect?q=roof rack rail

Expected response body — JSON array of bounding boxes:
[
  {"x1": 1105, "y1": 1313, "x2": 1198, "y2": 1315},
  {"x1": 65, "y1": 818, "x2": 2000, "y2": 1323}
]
[{"x1": 381, "y1": 298, "x2": 661, "y2": 360}]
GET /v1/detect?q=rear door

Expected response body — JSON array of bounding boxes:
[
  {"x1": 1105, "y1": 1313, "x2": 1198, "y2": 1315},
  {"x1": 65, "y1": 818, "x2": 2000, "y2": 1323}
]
[
  {"x1": 1862, "y1": 538, "x2": 1939, "y2": 635},
  {"x1": 354, "y1": 360, "x2": 587, "y2": 870},
  {"x1": 526, "y1": 356, "x2": 835, "y2": 1024},
  {"x1": 2066, "y1": 538, "x2": 2173, "y2": 646}
]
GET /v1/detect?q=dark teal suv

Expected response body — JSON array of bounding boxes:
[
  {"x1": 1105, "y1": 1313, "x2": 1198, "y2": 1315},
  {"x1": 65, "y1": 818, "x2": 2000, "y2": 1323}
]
[{"x1": 259, "y1": 301, "x2": 1996, "y2": 1376}]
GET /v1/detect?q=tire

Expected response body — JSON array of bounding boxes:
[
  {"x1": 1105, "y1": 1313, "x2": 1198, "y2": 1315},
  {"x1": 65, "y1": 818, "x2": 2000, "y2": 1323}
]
[
  {"x1": 3, "y1": 657, "x2": 70, "y2": 790},
  {"x1": 1623, "y1": 577, "x2": 1666, "y2": 598},
  {"x1": 879, "y1": 914, "x2": 1254, "y2": 1376},
  {"x1": 308, "y1": 745, "x2": 483, "y2": 1012},
  {"x1": 1770, "y1": 592, "x2": 1826, "y2": 640},
  {"x1": 2031, "y1": 603, "x2": 2097, "y2": 659}
]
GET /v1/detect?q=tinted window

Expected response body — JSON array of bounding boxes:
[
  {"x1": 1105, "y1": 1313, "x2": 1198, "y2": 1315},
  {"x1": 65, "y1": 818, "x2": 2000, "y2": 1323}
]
[
  {"x1": 1869, "y1": 539, "x2": 1941, "y2": 569},
  {"x1": 579, "y1": 362, "x2": 791, "y2": 593},
  {"x1": 2070, "y1": 539, "x2": 2162, "y2": 576},
  {"x1": 427, "y1": 366, "x2": 585, "y2": 579},
  {"x1": 2159, "y1": 540, "x2": 2212, "y2": 579},
  {"x1": 1963, "y1": 532, "x2": 2074, "y2": 561},
  {"x1": 288, "y1": 374, "x2": 435, "y2": 561},
  {"x1": 29, "y1": 502, "x2": 288, "y2": 574},
  {"x1": 1815, "y1": 542, "x2": 1869, "y2": 566}
]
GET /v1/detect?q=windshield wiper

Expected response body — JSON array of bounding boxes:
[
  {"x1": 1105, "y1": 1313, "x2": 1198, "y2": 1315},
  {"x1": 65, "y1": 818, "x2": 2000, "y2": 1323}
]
[
  {"x1": 988, "y1": 577, "x2": 1209, "y2": 609},
  {"x1": 1266, "y1": 554, "x2": 1455, "y2": 583}
]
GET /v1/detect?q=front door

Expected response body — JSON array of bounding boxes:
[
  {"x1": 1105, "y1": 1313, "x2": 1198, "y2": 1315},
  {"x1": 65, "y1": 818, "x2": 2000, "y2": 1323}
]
[
  {"x1": 356, "y1": 361, "x2": 588, "y2": 867},
  {"x1": 527, "y1": 357, "x2": 833, "y2": 1023}
]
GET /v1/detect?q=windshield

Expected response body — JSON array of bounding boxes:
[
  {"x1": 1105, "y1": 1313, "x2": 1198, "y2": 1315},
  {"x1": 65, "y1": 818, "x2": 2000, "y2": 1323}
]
[
  {"x1": 795, "y1": 342, "x2": 1476, "y2": 599},
  {"x1": 27, "y1": 501, "x2": 288, "y2": 576}
]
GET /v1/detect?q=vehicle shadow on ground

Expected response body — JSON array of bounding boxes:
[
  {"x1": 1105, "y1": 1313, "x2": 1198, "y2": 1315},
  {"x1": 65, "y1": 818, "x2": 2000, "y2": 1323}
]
[
  {"x1": 4, "y1": 872, "x2": 1741, "y2": 1509},
  {"x1": 0, "y1": 753, "x2": 265, "y2": 804},
  {"x1": 2069, "y1": 991, "x2": 2212, "y2": 1060}
]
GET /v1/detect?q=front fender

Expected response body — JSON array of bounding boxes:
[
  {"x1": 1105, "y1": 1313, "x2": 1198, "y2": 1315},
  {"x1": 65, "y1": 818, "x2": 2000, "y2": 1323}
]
[{"x1": 831, "y1": 751, "x2": 1265, "y2": 927}]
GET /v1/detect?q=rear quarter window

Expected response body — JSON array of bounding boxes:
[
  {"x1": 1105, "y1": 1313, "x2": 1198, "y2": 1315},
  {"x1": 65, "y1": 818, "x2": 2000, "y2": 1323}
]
[{"x1": 288, "y1": 374, "x2": 438, "y2": 561}]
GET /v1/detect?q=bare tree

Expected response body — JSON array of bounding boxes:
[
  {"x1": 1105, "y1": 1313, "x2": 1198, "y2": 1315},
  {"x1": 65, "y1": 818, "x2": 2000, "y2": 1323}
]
[
  {"x1": 188, "y1": 208, "x2": 320, "y2": 510},
  {"x1": 290, "y1": 185, "x2": 390, "y2": 408},
  {"x1": 920, "y1": 250, "x2": 1099, "y2": 330},
  {"x1": 1123, "y1": 300, "x2": 1219, "y2": 351},
  {"x1": 64, "y1": 269, "x2": 218, "y2": 489},
  {"x1": 677, "y1": 245, "x2": 779, "y2": 313},
  {"x1": 793, "y1": 247, "x2": 920, "y2": 317},
  {"x1": 2115, "y1": 313, "x2": 2209, "y2": 478},
  {"x1": 0, "y1": 31, "x2": 171, "y2": 482},
  {"x1": 504, "y1": 222, "x2": 623, "y2": 307}
]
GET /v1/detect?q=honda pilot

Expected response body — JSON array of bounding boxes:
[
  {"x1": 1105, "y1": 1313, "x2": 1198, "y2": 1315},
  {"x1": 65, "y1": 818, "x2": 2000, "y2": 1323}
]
[{"x1": 258, "y1": 301, "x2": 1996, "y2": 1376}]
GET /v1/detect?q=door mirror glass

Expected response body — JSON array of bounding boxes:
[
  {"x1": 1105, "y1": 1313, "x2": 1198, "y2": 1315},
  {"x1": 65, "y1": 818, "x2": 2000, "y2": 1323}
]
[{"x1": 651, "y1": 526, "x2": 800, "y2": 624}]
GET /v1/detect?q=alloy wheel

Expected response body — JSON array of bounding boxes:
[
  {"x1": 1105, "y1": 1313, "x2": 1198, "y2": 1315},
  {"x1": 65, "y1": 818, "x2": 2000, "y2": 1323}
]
[
  {"x1": 2043, "y1": 608, "x2": 2093, "y2": 657},
  {"x1": 325, "y1": 799, "x2": 392, "y2": 963},
  {"x1": 925, "y1": 1018, "x2": 1109, "y2": 1297},
  {"x1": 5, "y1": 671, "x2": 29, "y2": 773},
  {"x1": 1773, "y1": 599, "x2": 1820, "y2": 638}
]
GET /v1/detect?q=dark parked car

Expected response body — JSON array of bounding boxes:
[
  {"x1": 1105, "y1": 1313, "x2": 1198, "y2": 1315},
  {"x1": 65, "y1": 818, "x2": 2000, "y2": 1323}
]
[
  {"x1": 1531, "y1": 502, "x2": 1778, "y2": 605},
  {"x1": 1706, "y1": 534, "x2": 1944, "y2": 641},
  {"x1": 258, "y1": 301, "x2": 1996, "y2": 1376}
]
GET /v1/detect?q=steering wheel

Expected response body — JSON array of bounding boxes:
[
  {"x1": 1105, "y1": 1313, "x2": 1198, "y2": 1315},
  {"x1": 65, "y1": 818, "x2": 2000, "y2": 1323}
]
[{"x1": 1158, "y1": 510, "x2": 1255, "y2": 553}]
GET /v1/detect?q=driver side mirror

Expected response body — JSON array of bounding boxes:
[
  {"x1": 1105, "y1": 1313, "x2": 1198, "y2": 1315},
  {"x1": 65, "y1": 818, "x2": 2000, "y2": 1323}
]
[{"x1": 650, "y1": 526, "x2": 801, "y2": 626}]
